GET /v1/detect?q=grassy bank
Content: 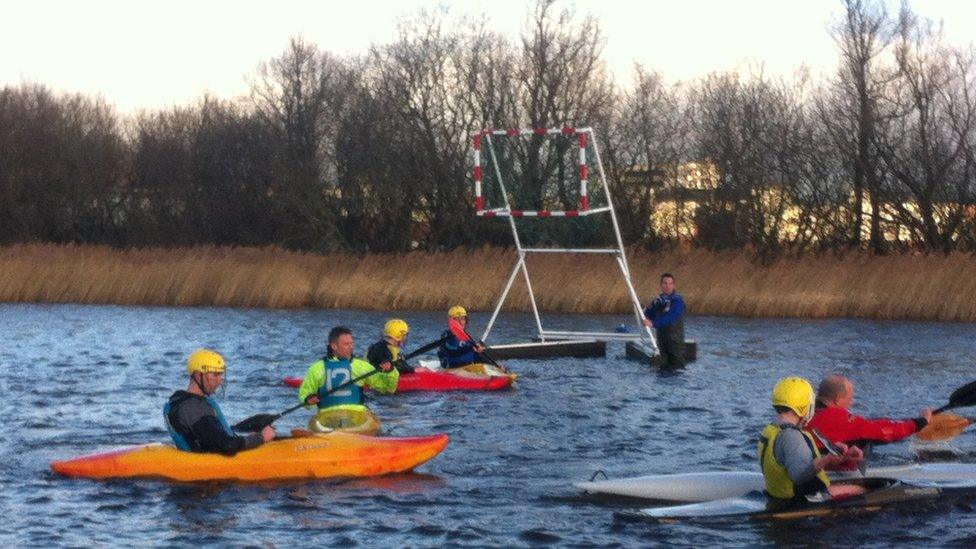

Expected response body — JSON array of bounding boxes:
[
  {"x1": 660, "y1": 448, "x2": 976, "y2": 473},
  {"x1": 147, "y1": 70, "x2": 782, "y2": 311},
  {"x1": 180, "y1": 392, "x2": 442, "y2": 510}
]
[{"x1": 1, "y1": 243, "x2": 975, "y2": 322}]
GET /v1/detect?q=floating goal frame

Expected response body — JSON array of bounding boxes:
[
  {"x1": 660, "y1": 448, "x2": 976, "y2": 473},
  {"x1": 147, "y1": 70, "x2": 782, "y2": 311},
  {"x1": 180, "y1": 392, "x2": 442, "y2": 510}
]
[{"x1": 473, "y1": 126, "x2": 659, "y2": 352}]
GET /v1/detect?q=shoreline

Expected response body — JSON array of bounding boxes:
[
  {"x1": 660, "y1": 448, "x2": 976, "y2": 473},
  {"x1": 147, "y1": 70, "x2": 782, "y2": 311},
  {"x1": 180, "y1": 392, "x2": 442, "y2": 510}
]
[{"x1": 2, "y1": 243, "x2": 975, "y2": 323}]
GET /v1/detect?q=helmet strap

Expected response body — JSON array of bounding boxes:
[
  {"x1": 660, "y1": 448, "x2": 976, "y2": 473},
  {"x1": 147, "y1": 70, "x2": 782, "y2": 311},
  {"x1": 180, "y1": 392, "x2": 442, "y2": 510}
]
[{"x1": 190, "y1": 372, "x2": 209, "y2": 395}]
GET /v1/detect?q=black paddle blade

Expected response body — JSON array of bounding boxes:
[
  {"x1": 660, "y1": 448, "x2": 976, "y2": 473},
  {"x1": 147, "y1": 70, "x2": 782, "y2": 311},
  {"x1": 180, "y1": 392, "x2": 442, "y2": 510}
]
[
  {"x1": 232, "y1": 413, "x2": 280, "y2": 433},
  {"x1": 945, "y1": 380, "x2": 976, "y2": 411}
]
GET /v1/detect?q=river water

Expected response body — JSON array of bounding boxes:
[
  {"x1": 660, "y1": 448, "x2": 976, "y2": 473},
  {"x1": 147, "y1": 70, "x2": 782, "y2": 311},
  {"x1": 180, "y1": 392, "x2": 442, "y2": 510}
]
[{"x1": 3, "y1": 303, "x2": 976, "y2": 546}]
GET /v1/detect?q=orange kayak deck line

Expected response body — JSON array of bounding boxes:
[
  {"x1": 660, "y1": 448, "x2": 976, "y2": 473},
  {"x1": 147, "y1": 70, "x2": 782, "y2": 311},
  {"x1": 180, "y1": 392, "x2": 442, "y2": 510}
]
[{"x1": 50, "y1": 431, "x2": 449, "y2": 482}]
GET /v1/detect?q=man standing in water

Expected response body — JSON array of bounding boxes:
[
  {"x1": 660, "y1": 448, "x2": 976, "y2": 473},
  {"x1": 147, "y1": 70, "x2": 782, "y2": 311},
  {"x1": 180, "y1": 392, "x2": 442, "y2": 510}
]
[
  {"x1": 809, "y1": 374, "x2": 932, "y2": 457},
  {"x1": 642, "y1": 272, "x2": 686, "y2": 368},
  {"x1": 164, "y1": 349, "x2": 275, "y2": 455}
]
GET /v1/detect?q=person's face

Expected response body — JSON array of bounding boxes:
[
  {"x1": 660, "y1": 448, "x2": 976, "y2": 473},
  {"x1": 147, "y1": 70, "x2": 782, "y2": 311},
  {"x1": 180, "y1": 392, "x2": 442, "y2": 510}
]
[
  {"x1": 837, "y1": 380, "x2": 855, "y2": 410},
  {"x1": 200, "y1": 371, "x2": 225, "y2": 394},
  {"x1": 456, "y1": 316, "x2": 468, "y2": 328},
  {"x1": 660, "y1": 277, "x2": 675, "y2": 295},
  {"x1": 331, "y1": 333, "x2": 354, "y2": 359}
]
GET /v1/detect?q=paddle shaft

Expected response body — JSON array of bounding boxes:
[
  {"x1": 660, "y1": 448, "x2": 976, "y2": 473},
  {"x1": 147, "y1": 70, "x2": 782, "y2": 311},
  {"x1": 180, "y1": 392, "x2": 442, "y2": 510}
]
[
  {"x1": 448, "y1": 318, "x2": 503, "y2": 369},
  {"x1": 401, "y1": 335, "x2": 450, "y2": 362},
  {"x1": 236, "y1": 365, "x2": 387, "y2": 431},
  {"x1": 810, "y1": 428, "x2": 866, "y2": 476}
]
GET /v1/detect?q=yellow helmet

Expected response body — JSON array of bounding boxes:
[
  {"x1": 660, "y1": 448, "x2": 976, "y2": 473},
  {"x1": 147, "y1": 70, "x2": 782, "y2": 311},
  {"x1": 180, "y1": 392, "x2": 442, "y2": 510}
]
[
  {"x1": 187, "y1": 349, "x2": 226, "y2": 375},
  {"x1": 448, "y1": 305, "x2": 468, "y2": 319},
  {"x1": 383, "y1": 318, "x2": 410, "y2": 341},
  {"x1": 772, "y1": 377, "x2": 815, "y2": 419}
]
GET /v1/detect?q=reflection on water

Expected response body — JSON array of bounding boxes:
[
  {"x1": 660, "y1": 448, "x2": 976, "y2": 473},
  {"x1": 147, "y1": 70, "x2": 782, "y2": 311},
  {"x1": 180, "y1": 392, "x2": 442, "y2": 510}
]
[{"x1": 3, "y1": 303, "x2": 976, "y2": 545}]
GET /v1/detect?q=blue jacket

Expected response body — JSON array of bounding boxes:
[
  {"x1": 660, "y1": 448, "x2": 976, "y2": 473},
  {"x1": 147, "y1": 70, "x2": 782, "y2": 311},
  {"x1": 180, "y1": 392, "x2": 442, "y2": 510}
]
[
  {"x1": 644, "y1": 292, "x2": 685, "y2": 329},
  {"x1": 438, "y1": 329, "x2": 479, "y2": 367}
]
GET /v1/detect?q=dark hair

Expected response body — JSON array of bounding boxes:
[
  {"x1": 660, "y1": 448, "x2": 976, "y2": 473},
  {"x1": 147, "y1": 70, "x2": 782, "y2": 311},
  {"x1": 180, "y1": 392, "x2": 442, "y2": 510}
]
[
  {"x1": 328, "y1": 326, "x2": 352, "y2": 344},
  {"x1": 660, "y1": 272, "x2": 675, "y2": 282}
]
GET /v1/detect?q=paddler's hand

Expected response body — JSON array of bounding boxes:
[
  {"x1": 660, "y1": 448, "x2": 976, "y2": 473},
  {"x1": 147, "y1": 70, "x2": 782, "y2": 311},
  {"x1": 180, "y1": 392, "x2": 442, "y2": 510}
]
[
  {"x1": 261, "y1": 425, "x2": 276, "y2": 442},
  {"x1": 642, "y1": 318, "x2": 652, "y2": 328},
  {"x1": 379, "y1": 361, "x2": 393, "y2": 372},
  {"x1": 473, "y1": 343, "x2": 486, "y2": 353},
  {"x1": 834, "y1": 442, "x2": 864, "y2": 466},
  {"x1": 304, "y1": 394, "x2": 320, "y2": 406}
]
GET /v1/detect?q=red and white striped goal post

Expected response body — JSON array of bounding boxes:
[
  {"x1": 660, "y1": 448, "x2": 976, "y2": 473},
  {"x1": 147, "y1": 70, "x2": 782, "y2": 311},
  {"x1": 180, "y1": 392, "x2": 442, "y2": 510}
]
[{"x1": 472, "y1": 127, "x2": 594, "y2": 218}]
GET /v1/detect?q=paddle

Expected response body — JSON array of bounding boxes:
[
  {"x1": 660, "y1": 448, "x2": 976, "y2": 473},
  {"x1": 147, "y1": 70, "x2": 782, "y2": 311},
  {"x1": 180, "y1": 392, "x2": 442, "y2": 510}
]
[
  {"x1": 916, "y1": 413, "x2": 973, "y2": 442},
  {"x1": 232, "y1": 367, "x2": 382, "y2": 433},
  {"x1": 392, "y1": 335, "x2": 451, "y2": 369},
  {"x1": 448, "y1": 317, "x2": 507, "y2": 372},
  {"x1": 810, "y1": 428, "x2": 867, "y2": 476},
  {"x1": 914, "y1": 380, "x2": 976, "y2": 441},
  {"x1": 933, "y1": 380, "x2": 976, "y2": 414},
  {"x1": 234, "y1": 336, "x2": 449, "y2": 433}
]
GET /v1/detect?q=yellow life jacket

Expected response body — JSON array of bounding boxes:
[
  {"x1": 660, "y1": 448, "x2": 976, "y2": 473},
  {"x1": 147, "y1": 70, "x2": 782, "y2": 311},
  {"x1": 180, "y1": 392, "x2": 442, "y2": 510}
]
[{"x1": 757, "y1": 423, "x2": 830, "y2": 499}]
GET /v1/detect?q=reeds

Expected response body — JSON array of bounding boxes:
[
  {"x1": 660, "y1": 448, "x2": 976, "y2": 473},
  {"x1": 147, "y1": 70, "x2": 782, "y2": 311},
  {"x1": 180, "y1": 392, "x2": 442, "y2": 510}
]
[{"x1": 1, "y1": 243, "x2": 975, "y2": 322}]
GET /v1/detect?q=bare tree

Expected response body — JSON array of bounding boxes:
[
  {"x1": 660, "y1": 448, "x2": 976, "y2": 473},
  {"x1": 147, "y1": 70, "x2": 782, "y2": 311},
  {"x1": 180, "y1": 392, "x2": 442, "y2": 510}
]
[
  {"x1": 607, "y1": 66, "x2": 690, "y2": 244},
  {"x1": 249, "y1": 36, "x2": 355, "y2": 251},
  {"x1": 872, "y1": 9, "x2": 976, "y2": 251},
  {"x1": 820, "y1": 0, "x2": 894, "y2": 252}
]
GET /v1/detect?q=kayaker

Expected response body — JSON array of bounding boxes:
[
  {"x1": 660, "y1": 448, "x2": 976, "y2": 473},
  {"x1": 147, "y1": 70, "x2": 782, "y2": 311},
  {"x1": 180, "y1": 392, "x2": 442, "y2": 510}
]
[
  {"x1": 437, "y1": 305, "x2": 487, "y2": 369},
  {"x1": 298, "y1": 326, "x2": 399, "y2": 428},
  {"x1": 366, "y1": 318, "x2": 428, "y2": 374},
  {"x1": 164, "y1": 349, "x2": 275, "y2": 456},
  {"x1": 808, "y1": 374, "x2": 932, "y2": 456},
  {"x1": 642, "y1": 272, "x2": 685, "y2": 368},
  {"x1": 758, "y1": 377, "x2": 866, "y2": 501}
]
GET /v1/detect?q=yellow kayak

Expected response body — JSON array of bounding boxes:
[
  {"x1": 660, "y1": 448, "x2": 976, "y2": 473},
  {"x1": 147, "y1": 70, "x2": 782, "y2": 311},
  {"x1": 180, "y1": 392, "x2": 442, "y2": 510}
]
[
  {"x1": 308, "y1": 407, "x2": 382, "y2": 435},
  {"x1": 50, "y1": 430, "x2": 448, "y2": 482}
]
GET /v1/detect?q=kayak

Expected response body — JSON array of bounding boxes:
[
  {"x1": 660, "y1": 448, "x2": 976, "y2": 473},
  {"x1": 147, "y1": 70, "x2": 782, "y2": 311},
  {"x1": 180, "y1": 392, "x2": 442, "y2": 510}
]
[
  {"x1": 617, "y1": 477, "x2": 974, "y2": 521},
  {"x1": 309, "y1": 407, "x2": 382, "y2": 435},
  {"x1": 283, "y1": 369, "x2": 513, "y2": 392},
  {"x1": 50, "y1": 430, "x2": 449, "y2": 482},
  {"x1": 575, "y1": 463, "x2": 976, "y2": 502}
]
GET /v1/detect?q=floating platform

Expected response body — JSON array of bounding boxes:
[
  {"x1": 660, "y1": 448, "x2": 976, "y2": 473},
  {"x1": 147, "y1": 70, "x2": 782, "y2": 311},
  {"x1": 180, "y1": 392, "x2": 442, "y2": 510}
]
[
  {"x1": 625, "y1": 340, "x2": 698, "y2": 366},
  {"x1": 486, "y1": 340, "x2": 606, "y2": 360}
]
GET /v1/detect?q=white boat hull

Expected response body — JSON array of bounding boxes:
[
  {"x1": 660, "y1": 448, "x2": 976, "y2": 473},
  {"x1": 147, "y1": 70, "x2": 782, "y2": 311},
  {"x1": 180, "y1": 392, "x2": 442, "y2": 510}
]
[{"x1": 576, "y1": 463, "x2": 976, "y2": 502}]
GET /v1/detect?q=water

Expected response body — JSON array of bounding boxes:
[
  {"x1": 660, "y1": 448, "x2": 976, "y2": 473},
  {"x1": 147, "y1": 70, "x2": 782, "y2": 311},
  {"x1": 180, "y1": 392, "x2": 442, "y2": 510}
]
[{"x1": 3, "y1": 303, "x2": 976, "y2": 546}]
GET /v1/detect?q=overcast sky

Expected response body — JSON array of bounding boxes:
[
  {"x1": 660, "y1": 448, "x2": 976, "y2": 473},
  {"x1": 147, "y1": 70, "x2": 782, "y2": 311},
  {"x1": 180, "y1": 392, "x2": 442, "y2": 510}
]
[{"x1": 2, "y1": 0, "x2": 973, "y2": 114}]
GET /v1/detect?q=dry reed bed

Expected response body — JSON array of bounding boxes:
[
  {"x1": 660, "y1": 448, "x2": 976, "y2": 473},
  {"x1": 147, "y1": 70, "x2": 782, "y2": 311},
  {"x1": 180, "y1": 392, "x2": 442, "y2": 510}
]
[{"x1": 1, "y1": 244, "x2": 975, "y2": 322}]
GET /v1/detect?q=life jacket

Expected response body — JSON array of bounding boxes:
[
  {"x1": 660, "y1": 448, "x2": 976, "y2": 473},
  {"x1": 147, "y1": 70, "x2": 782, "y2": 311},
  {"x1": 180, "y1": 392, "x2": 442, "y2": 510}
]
[
  {"x1": 317, "y1": 357, "x2": 364, "y2": 408},
  {"x1": 757, "y1": 423, "x2": 831, "y2": 500},
  {"x1": 438, "y1": 329, "x2": 477, "y2": 367},
  {"x1": 163, "y1": 393, "x2": 233, "y2": 451}
]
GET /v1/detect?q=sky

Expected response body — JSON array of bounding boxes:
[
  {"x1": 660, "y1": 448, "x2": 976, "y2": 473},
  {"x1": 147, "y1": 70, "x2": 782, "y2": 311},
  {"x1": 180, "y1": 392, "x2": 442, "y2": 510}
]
[{"x1": 2, "y1": 0, "x2": 974, "y2": 114}]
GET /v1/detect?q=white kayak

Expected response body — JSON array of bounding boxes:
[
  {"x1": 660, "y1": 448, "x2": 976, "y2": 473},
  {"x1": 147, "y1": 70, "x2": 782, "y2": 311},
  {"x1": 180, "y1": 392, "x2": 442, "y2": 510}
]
[
  {"x1": 576, "y1": 463, "x2": 976, "y2": 502},
  {"x1": 618, "y1": 477, "x2": 965, "y2": 521}
]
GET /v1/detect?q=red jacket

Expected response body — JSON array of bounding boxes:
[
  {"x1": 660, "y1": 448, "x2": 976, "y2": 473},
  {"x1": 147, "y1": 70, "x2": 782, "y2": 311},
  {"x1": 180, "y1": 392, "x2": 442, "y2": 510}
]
[{"x1": 808, "y1": 405, "x2": 920, "y2": 446}]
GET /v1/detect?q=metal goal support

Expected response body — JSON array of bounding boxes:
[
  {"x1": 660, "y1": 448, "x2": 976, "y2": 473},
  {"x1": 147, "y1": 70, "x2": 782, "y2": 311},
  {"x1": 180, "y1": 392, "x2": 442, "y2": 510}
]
[{"x1": 472, "y1": 126, "x2": 659, "y2": 354}]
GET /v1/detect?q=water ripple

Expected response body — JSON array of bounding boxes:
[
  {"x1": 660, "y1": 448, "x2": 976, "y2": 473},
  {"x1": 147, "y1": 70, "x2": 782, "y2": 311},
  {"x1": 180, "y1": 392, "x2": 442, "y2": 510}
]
[{"x1": 4, "y1": 304, "x2": 976, "y2": 545}]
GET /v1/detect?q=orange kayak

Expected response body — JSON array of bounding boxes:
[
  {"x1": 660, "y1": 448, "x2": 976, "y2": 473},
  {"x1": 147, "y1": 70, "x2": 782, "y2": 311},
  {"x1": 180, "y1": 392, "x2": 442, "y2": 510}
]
[{"x1": 50, "y1": 431, "x2": 448, "y2": 482}]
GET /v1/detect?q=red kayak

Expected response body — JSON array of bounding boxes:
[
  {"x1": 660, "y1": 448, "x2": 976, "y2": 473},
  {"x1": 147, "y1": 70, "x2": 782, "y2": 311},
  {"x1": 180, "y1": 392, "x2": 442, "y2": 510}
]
[{"x1": 283, "y1": 369, "x2": 513, "y2": 392}]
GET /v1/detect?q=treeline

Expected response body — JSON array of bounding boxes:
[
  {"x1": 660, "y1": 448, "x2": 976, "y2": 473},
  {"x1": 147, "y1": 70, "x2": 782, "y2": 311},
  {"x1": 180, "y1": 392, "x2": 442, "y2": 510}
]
[{"x1": 1, "y1": 0, "x2": 974, "y2": 254}]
